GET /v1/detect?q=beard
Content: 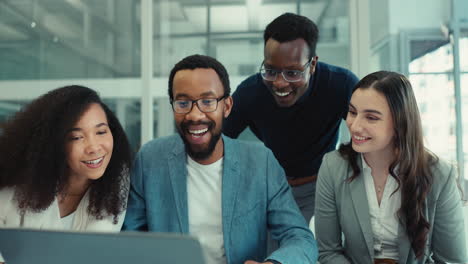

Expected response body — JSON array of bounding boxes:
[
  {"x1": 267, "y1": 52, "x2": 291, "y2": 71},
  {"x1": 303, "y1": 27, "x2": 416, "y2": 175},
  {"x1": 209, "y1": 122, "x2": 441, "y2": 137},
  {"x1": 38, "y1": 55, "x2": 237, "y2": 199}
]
[{"x1": 176, "y1": 119, "x2": 222, "y2": 161}]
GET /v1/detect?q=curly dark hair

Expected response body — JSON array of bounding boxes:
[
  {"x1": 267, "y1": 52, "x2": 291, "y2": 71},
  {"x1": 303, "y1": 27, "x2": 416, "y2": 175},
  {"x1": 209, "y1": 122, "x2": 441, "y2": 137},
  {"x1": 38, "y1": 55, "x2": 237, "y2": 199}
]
[
  {"x1": 339, "y1": 71, "x2": 436, "y2": 258},
  {"x1": 264, "y1": 12, "x2": 319, "y2": 59},
  {"x1": 168, "y1": 54, "x2": 230, "y2": 101},
  {"x1": 0, "y1": 85, "x2": 132, "y2": 224}
]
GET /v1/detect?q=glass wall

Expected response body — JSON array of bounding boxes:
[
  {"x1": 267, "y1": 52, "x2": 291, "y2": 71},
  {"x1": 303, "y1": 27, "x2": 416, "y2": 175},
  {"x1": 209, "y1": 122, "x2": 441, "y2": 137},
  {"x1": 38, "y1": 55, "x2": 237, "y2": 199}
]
[
  {"x1": 0, "y1": 0, "x2": 144, "y2": 151},
  {"x1": 409, "y1": 40, "x2": 455, "y2": 161},
  {"x1": 461, "y1": 36, "x2": 468, "y2": 191},
  {"x1": 151, "y1": 0, "x2": 352, "y2": 141},
  {"x1": 152, "y1": 0, "x2": 351, "y2": 86},
  {"x1": 0, "y1": 0, "x2": 141, "y2": 79}
]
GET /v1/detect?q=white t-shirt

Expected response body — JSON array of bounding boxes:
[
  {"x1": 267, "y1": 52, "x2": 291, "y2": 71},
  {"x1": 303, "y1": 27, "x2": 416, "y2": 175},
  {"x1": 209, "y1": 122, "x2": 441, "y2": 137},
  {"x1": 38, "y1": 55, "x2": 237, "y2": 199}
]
[
  {"x1": 187, "y1": 155, "x2": 226, "y2": 264},
  {"x1": 362, "y1": 155, "x2": 401, "y2": 260}
]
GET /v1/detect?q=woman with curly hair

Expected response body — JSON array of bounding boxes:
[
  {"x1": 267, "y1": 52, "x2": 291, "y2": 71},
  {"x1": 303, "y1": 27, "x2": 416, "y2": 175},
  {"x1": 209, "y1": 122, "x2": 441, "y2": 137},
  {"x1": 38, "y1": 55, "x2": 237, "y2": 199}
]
[
  {"x1": 0, "y1": 85, "x2": 132, "y2": 234},
  {"x1": 314, "y1": 71, "x2": 466, "y2": 264}
]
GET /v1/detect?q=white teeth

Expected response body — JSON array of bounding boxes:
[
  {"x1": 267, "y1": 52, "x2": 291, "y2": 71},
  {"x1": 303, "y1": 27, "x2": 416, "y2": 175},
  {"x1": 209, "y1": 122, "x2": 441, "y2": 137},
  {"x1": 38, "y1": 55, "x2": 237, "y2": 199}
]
[
  {"x1": 353, "y1": 135, "x2": 367, "y2": 141},
  {"x1": 189, "y1": 128, "x2": 208, "y2": 135},
  {"x1": 275, "y1": 91, "x2": 291, "y2": 97},
  {"x1": 83, "y1": 157, "x2": 103, "y2": 164}
]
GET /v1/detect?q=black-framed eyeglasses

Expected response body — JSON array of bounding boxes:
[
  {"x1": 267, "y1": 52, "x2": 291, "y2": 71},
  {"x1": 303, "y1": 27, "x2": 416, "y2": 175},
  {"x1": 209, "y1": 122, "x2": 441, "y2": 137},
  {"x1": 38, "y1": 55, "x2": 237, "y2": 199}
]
[
  {"x1": 259, "y1": 60, "x2": 312, "y2": 82},
  {"x1": 171, "y1": 95, "x2": 227, "y2": 114}
]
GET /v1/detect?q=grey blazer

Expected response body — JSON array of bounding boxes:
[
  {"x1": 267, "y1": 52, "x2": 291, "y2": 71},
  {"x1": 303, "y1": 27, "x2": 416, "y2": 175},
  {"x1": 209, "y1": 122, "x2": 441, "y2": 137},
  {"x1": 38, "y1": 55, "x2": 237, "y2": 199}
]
[{"x1": 314, "y1": 150, "x2": 467, "y2": 264}]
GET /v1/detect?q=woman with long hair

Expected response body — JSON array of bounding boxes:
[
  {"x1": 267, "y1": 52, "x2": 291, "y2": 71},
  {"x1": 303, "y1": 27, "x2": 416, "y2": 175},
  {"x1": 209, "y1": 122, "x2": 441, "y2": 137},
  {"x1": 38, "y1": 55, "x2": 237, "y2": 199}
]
[
  {"x1": 314, "y1": 71, "x2": 466, "y2": 264},
  {"x1": 0, "y1": 85, "x2": 132, "y2": 232}
]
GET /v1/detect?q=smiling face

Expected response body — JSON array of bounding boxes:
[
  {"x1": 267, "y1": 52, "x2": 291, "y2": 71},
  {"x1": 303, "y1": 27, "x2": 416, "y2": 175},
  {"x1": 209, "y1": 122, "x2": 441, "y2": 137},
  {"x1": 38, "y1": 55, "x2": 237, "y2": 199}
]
[
  {"x1": 65, "y1": 103, "x2": 113, "y2": 185},
  {"x1": 263, "y1": 38, "x2": 317, "y2": 107},
  {"x1": 346, "y1": 87, "x2": 395, "y2": 158},
  {"x1": 172, "y1": 68, "x2": 232, "y2": 164}
]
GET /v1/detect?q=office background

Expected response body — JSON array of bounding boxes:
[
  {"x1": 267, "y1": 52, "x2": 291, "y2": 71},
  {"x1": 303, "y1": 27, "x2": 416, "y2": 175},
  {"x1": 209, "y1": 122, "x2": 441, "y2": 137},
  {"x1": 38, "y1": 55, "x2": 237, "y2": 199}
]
[{"x1": 0, "y1": 0, "x2": 467, "y2": 231}]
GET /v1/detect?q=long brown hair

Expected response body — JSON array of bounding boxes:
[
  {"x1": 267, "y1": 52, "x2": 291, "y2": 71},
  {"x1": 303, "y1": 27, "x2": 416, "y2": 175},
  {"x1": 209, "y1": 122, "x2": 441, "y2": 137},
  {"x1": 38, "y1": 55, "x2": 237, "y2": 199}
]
[{"x1": 339, "y1": 71, "x2": 437, "y2": 258}]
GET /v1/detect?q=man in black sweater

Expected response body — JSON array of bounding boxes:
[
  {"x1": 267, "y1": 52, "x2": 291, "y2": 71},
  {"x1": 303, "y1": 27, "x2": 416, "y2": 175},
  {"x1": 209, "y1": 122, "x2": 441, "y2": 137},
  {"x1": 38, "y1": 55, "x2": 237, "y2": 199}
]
[{"x1": 223, "y1": 13, "x2": 358, "y2": 223}]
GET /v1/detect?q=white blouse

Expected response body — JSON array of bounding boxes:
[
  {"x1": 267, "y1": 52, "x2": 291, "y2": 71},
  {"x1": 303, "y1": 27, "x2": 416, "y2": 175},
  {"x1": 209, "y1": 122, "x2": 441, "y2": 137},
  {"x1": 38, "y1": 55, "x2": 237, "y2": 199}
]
[
  {"x1": 60, "y1": 211, "x2": 76, "y2": 229},
  {"x1": 0, "y1": 187, "x2": 126, "y2": 262},
  {"x1": 361, "y1": 155, "x2": 401, "y2": 260},
  {"x1": 0, "y1": 187, "x2": 125, "y2": 231}
]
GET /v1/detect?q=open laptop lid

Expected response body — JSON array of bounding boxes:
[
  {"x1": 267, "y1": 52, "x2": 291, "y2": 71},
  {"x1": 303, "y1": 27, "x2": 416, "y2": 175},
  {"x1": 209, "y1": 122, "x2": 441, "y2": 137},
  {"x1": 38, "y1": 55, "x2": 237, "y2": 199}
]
[{"x1": 0, "y1": 228, "x2": 205, "y2": 264}]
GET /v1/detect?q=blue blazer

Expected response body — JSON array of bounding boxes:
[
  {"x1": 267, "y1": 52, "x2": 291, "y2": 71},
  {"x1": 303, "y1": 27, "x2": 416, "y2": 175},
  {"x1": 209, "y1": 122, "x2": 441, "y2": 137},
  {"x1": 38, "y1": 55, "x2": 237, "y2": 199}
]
[
  {"x1": 315, "y1": 150, "x2": 467, "y2": 264},
  {"x1": 123, "y1": 135, "x2": 318, "y2": 264}
]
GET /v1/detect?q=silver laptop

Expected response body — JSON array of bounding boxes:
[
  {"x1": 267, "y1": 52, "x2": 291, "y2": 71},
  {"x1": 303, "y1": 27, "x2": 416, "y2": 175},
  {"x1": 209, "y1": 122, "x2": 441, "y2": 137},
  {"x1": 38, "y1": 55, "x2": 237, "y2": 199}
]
[{"x1": 0, "y1": 228, "x2": 205, "y2": 264}]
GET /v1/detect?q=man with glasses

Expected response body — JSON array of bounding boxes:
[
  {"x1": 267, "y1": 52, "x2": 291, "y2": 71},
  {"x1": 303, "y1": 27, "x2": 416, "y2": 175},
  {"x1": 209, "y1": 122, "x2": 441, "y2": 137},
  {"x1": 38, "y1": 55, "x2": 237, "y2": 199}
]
[
  {"x1": 223, "y1": 13, "x2": 359, "y2": 224},
  {"x1": 123, "y1": 54, "x2": 317, "y2": 264}
]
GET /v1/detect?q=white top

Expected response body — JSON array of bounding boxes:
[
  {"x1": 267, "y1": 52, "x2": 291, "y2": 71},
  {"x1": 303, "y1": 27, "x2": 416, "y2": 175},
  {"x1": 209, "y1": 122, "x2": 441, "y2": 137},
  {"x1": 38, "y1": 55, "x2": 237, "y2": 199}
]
[
  {"x1": 187, "y1": 155, "x2": 226, "y2": 264},
  {"x1": 60, "y1": 211, "x2": 76, "y2": 229},
  {"x1": 362, "y1": 155, "x2": 401, "y2": 260},
  {"x1": 0, "y1": 187, "x2": 126, "y2": 262}
]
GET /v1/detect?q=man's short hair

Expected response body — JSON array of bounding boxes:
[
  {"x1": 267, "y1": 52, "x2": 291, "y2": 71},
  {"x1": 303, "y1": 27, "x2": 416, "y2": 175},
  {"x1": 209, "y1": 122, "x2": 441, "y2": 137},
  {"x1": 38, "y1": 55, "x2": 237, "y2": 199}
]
[
  {"x1": 168, "y1": 54, "x2": 231, "y2": 100},
  {"x1": 264, "y1": 13, "x2": 319, "y2": 59}
]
